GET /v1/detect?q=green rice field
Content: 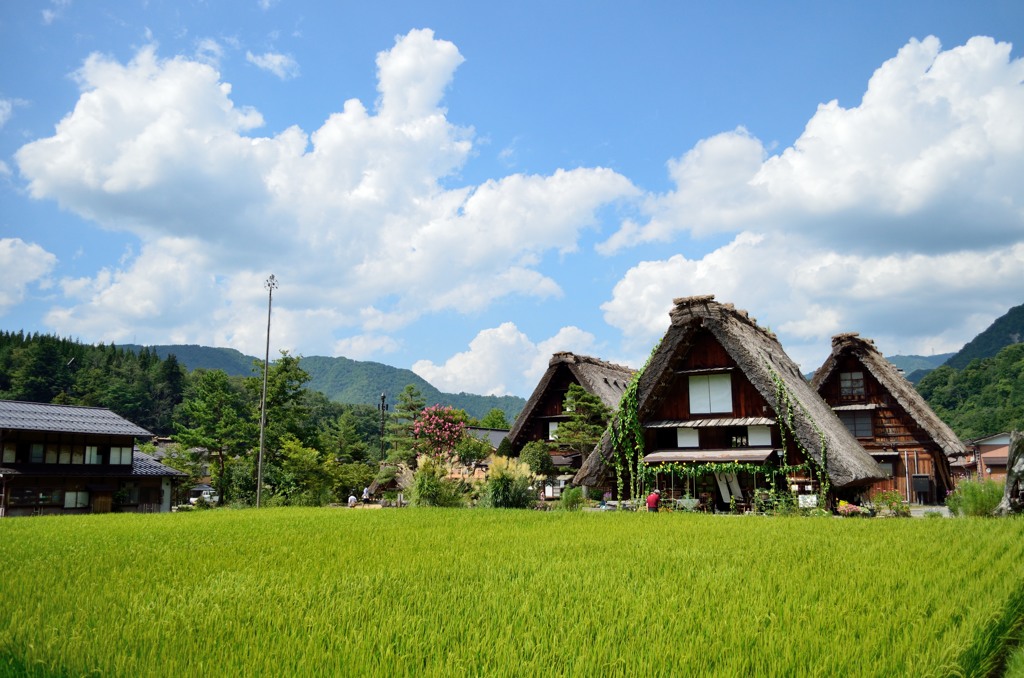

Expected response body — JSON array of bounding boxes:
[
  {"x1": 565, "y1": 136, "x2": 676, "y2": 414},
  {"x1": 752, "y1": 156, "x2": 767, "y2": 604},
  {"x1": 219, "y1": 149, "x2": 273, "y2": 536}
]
[{"x1": 2, "y1": 509, "x2": 1023, "y2": 677}]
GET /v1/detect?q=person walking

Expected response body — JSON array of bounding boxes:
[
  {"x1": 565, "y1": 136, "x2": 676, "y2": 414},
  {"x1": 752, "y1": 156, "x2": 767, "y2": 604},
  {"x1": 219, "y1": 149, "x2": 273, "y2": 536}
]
[
  {"x1": 646, "y1": 488, "x2": 661, "y2": 512},
  {"x1": 362, "y1": 486, "x2": 371, "y2": 504}
]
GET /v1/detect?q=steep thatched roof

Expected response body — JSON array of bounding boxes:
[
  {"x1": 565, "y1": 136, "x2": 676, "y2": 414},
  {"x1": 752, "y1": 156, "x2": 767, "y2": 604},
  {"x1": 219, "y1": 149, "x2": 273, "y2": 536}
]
[
  {"x1": 574, "y1": 295, "x2": 883, "y2": 488},
  {"x1": 507, "y1": 352, "x2": 635, "y2": 449},
  {"x1": 810, "y1": 333, "x2": 967, "y2": 458}
]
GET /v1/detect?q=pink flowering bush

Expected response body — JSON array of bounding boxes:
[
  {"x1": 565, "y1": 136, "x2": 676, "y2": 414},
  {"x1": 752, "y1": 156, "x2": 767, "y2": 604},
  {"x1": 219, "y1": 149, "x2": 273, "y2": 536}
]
[
  {"x1": 837, "y1": 501, "x2": 871, "y2": 517},
  {"x1": 412, "y1": 405, "x2": 467, "y2": 461}
]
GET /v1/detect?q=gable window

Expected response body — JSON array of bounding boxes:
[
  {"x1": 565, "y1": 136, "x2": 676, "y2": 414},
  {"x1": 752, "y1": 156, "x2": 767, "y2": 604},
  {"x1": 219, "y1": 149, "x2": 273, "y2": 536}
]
[
  {"x1": 676, "y1": 428, "x2": 699, "y2": 448},
  {"x1": 839, "y1": 371, "x2": 865, "y2": 398},
  {"x1": 688, "y1": 374, "x2": 732, "y2": 415},
  {"x1": 728, "y1": 427, "x2": 748, "y2": 448},
  {"x1": 838, "y1": 411, "x2": 872, "y2": 438},
  {"x1": 748, "y1": 425, "x2": 772, "y2": 447},
  {"x1": 547, "y1": 422, "x2": 559, "y2": 441}
]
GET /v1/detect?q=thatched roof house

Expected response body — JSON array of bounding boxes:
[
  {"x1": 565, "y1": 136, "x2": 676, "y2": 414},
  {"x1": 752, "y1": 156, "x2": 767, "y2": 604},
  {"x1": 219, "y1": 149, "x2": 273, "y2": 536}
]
[
  {"x1": 574, "y1": 296, "x2": 883, "y2": 499},
  {"x1": 506, "y1": 352, "x2": 634, "y2": 463},
  {"x1": 810, "y1": 333, "x2": 961, "y2": 501}
]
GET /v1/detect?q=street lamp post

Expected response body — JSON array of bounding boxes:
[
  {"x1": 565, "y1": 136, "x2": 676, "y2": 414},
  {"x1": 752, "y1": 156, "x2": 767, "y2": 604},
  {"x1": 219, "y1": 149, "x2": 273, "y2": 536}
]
[
  {"x1": 256, "y1": 274, "x2": 278, "y2": 508},
  {"x1": 377, "y1": 392, "x2": 388, "y2": 461}
]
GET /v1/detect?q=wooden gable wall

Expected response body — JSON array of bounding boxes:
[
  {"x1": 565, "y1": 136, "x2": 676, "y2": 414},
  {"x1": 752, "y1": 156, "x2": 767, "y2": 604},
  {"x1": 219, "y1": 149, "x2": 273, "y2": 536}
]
[
  {"x1": 817, "y1": 352, "x2": 951, "y2": 501},
  {"x1": 515, "y1": 364, "x2": 577, "y2": 450},
  {"x1": 645, "y1": 329, "x2": 772, "y2": 422}
]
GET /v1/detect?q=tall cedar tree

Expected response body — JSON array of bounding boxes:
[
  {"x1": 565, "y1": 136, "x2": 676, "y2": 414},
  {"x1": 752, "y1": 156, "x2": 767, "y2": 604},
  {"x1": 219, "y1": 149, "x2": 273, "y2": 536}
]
[{"x1": 555, "y1": 383, "x2": 612, "y2": 460}]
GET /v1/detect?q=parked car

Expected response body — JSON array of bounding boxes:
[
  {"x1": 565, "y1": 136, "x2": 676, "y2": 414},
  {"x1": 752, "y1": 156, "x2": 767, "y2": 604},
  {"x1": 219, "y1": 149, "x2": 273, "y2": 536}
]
[{"x1": 188, "y1": 484, "x2": 220, "y2": 505}]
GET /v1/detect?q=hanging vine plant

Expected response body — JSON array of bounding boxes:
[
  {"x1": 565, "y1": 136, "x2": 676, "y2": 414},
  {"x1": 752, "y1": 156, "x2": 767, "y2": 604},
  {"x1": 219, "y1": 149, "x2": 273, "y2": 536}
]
[
  {"x1": 764, "y1": 359, "x2": 831, "y2": 507},
  {"x1": 608, "y1": 341, "x2": 660, "y2": 505}
]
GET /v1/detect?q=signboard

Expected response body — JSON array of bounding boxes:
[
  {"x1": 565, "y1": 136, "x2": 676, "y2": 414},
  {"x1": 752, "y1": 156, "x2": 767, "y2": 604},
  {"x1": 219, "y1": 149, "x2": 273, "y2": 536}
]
[{"x1": 798, "y1": 494, "x2": 818, "y2": 508}]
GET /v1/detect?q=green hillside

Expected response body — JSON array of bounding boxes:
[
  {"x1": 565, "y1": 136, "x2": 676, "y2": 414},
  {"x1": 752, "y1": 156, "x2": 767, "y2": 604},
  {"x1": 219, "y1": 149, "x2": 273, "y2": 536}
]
[
  {"x1": 123, "y1": 344, "x2": 257, "y2": 376},
  {"x1": 131, "y1": 344, "x2": 524, "y2": 422},
  {"x1": 916, "y1": 342, "x2": 1024, "y2": 439},
  {"x1": 944, "y1": 302, "x2": 1024, "y2": 370}
]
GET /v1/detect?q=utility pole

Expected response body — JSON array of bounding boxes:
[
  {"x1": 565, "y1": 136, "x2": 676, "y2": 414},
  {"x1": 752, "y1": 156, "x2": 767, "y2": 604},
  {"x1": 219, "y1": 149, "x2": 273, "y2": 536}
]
[
  {"x1": 256, "y1": 274, "x2": 277, "y2": 508},
  {"x1": 377, "y1": 392, "x2": 388, "y2": 462}
]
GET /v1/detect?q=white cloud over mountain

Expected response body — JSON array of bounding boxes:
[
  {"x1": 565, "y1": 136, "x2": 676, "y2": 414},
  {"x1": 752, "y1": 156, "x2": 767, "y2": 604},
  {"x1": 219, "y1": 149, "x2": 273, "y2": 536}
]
[
  {"x1": 15, "y1": 30, "x2": 637, "y2": 372},
  {"x1": 601, "y1": 35, "x2": 1024, "y2": 371},
  {"x1": 412, "y1": 323, "x2": 598, "y2": 397},
  {"x1": 10, "y1": 30, "x2": 1024, "y2": 395}
]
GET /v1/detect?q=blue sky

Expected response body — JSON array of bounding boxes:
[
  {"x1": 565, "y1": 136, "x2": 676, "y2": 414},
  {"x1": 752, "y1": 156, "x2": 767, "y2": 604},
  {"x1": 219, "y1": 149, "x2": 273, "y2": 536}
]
[{"x1": 2, "y1": 1, "x2": 1023, "y2": 398}]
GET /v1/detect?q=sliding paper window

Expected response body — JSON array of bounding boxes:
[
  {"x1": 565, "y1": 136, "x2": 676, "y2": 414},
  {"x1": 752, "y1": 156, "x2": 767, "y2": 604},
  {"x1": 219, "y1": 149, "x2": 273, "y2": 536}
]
[{"x1": 688, "y1": 374, "x2": 733, "y2": 414}]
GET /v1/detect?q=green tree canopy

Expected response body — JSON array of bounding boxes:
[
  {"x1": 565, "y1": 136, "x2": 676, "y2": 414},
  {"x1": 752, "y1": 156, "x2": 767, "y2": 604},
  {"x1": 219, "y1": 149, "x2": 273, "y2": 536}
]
[
  {"x1": 174, "y1": 368, "x2": 251, "y2": 504},
  {"x1": 519, "y1": 440, "x2": 556, "y2": 479},
  {"x1": 917, "y1": 343, "x2": 1024, "y2": 439},
  {"x1": 478, "y1": 408, "x2": 512, "y2": 429},
  {"x1": 555, "y1": 383, "x2": 612, "y2": 459}
]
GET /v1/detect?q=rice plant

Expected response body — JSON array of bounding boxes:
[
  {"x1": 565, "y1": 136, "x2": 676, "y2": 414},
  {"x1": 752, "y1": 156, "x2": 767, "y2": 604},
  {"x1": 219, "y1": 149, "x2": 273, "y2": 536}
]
[{"x1": 1, "y1": 510, "x2": 1022, "y2": 676}]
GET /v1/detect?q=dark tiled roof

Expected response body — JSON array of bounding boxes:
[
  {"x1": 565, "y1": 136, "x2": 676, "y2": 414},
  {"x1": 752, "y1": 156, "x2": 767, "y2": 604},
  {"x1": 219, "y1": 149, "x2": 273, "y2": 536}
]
[
  {"x1": 0, "y1": 401, "x2": 153, "y2": 437},
  {"x1": 0, "y1": 451, "x2": 185, "y2": 478},
  {"x1": 132, "y1": 451, "x2": 187, "y2": 477}
]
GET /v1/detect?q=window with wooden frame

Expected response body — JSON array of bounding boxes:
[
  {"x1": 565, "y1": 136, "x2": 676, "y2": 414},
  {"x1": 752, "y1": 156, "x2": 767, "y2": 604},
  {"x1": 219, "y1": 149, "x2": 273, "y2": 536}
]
[
  {"x1": 839, "y1": 371, "x2": 865, "y2": 399},
  {"x1": 109, "y1": 446, "x2": 133, "y2": 465},
  {"x1": 688, "y1": 373, "x2": 733, "y2": 414},
  {"x1": 547, "y1": 422, "x2": 559, "y2": 441},
  {"x1": 748, "y1": 425, "x2": 772, "y2": 447},
  {"x1": 727, "y1": 427, "x2": 748, "y2": 448},
  {"x1": 676, "y1": 428, "x2": 699, "y2": 448},
  {"x1": 63, "y1": 490, "x2": 89, "y2": 509},
  {"x1": 838, "y1": 411, "x2": 872, "y2": 438}
]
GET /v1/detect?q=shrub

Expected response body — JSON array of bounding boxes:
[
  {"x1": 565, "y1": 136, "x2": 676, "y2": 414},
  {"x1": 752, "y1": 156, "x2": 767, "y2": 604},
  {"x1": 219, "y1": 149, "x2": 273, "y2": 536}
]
[
  {"x1": 946, "y1": 479, "x2": 1005, "y2": 517},
  {"x1": 559, "y1": 486, "x2": 584, "y2": 511},
  {"x1": 870, "y1": 490, "x2": 910, "y2": 517},
  {"x1": 479, "y1": 456, "x2": 538, "y2": 509},
  {"x1": 409, "y1": 456, "x2": 466, "y2": 508},
  {"x1": 837, "y1": 501, "x2": 870, "y2": 517},
  {"x1": 519, "y1": 440, "x2": 556, "y2": 478}
]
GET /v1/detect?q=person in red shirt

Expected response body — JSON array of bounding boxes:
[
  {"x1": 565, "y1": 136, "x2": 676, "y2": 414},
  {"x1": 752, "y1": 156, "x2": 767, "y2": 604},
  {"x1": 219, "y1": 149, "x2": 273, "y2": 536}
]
[{"x1": 646, "y1": 488, "x2": 661, "y2": 512}]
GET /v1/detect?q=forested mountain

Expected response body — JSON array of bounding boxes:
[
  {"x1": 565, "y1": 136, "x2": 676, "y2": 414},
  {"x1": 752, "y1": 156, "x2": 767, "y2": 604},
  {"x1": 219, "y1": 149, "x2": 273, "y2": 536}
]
[
  {"x1": 916, "y1": 342, "x2": 1024, "y2": 440},
  {"x1": 943, "y1": 302, "x2": 1024, "y2": 370},
  {"x1": 0, "y1": 332, "x2": 184, "y2": 435},
  {"x1": 122, "y1": 344, "x2": 255, "y2": 376},
  {"x1": 124, "y1": 344, "x2": 524, "y2": 421},
  {"x1": 885, "y1": 353, "x2": 956, "y2": 384}
]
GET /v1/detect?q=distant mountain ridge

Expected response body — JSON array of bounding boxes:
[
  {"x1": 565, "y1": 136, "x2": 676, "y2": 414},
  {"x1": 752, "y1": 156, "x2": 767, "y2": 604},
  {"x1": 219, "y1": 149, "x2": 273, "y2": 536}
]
[
  {"x1": 885, "y1": 353, "x2": 956, "y2": 384},
  {"x1": 124, "y1": 344, "x2": 525, "y2": 421},
  {"x1": 943, "y1": 302, "x2": 1024, "y2": 370}
]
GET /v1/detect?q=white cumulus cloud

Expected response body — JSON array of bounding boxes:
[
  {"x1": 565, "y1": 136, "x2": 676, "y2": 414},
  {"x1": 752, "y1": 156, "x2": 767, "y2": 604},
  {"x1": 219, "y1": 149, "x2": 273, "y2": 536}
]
[
  {"x1": 15, "y1": 30, "x2": 636, "y2": 358},
  {"x1": 0, "y1": 239, "x2": 58, "y2": 315},
  {"x1": 412, "y1": 323, "x2": 599, "y2": 396},
  {"x1": 601, "y1": 35, "x2": 1024, "y2": 369},
  {"x1": 246, "y1": 51, "x2": 300, "y2": 80}
]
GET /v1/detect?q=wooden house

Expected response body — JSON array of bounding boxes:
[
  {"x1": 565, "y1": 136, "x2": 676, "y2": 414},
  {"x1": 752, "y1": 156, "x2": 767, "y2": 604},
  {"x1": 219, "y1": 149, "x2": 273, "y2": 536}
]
[
  {"x1": 574, "y1": 296, "x2": 883, "y2": 509},
  {"x1": 968, "y1": 432, "x2": 1011, "y2": 482},
  {"x1": 0, "y1": 401, "x2": 186, "y2": 517},
  {"x1": 811, "y1": 333, "x2": 960, "y2": 504},
  {"x1": 506, "y1": 352, "x2": 634, "y2": 468}
]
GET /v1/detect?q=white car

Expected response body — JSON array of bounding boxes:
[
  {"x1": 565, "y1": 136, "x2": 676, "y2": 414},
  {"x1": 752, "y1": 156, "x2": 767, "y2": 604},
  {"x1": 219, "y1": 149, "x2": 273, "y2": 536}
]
[{"x1": 188, "y1": 487, "x2": 220, "y2": 505}]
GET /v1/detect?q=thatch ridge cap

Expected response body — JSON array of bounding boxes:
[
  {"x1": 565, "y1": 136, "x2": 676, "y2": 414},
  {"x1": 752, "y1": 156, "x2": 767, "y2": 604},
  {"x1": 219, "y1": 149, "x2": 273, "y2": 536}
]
[{"x1": 550, "y1": 351, "x2": 634, "y2": 375}]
